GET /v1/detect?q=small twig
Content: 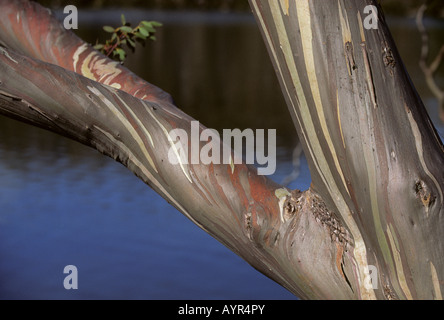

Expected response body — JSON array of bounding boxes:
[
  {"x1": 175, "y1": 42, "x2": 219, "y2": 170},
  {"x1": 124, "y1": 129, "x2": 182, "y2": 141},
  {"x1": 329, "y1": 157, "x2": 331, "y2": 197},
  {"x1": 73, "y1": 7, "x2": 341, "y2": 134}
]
[
  {"x1": 415, "y1": 4, "x2": 444, "y2": 123},
  {"x1": 429, "y1": 45, "x2": 444, "y2": 74},
  {"x1": 95, "y1": 16, "x2": 162, "y2": 62},
  {"x1": 105, "y1": 33, "x2": 126, "y2": 58}
]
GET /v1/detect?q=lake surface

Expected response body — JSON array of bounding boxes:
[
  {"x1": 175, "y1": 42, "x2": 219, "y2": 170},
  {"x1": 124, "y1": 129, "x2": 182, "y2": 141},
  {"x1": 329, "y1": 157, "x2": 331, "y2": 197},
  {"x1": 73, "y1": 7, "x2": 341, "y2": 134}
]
[{"x1": 0, "y1": 9, "x2": 442, "y2": 300}]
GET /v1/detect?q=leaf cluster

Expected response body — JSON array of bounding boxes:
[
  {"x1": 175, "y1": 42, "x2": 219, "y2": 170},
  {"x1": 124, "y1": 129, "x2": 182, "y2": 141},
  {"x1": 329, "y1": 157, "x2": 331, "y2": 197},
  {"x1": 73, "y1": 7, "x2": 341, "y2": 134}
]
[{"x1": 94, "y1": 14, "x2": 162, "y2": 62}]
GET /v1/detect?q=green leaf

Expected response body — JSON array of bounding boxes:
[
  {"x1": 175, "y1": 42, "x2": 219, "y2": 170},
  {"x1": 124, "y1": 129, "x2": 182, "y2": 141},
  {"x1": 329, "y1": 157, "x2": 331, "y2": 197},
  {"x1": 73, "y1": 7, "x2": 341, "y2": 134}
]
[
  {"x1": 138, "y1": 26, "x2": 149, "y2": 37},
  {"x1": 143, "y1": 20, "x2": 162, "y2": 27},
  {"x1": 141, "y1": 21, "x2": 152, "y2": 28},
  {"x1": 103, "y1": 26, "x2": 115, "y2": 33},
  {"x1": 127, "y1": 38, "x2": 136, "y2": 48},
  {"x1": 134, "y1": 31, "x2": 147, "y2": 40},
  {"x1": 144, "y1": 25, "x2": 156, "y2": 33},
  {"x1": 150, "y1": 35, "x2": 157, "y2": 41},
  {"x1": 141, "y1": 22, "x2": 157, "y2": 32},
  {"x1": 98, "y1": 18, "x2": 162, "y2": 61},
  {"x1": 119, "y1": 26, "x2": 133, "y2": 33},
  {"x1": 115, "y1": 47, "x2": 126, "y2": 61}
]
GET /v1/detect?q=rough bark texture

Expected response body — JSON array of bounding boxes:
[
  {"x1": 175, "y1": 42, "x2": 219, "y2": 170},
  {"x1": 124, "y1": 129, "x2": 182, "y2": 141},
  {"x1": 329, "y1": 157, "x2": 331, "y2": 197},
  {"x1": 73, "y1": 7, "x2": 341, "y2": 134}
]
[{"x1": 0, "y1": 0, "x2": 443, "y2": 299}]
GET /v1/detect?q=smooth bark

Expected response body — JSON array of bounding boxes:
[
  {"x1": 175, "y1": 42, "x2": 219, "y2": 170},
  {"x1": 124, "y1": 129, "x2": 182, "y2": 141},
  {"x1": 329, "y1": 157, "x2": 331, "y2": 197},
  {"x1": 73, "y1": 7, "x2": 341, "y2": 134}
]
[
  {"x1": 250, "y1": 0, "x2": 444, "y2": 299},
  {"x1": 0, "y1": 0, "x2": 443, "y2": 299}
]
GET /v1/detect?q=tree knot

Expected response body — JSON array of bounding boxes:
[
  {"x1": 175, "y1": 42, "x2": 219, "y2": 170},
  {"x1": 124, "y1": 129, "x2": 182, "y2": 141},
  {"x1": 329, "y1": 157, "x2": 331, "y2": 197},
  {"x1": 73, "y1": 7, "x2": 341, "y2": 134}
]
[{"x1": 283, "y1": 189, "x2": 303, "y2": 221}]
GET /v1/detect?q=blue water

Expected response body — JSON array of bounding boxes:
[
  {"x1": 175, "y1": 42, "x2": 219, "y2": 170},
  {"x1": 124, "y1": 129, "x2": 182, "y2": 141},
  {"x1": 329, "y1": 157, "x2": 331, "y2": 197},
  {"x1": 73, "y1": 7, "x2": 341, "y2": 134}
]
[{"x1": 0, "y1": 125, "x2": 306, "y2": 299}]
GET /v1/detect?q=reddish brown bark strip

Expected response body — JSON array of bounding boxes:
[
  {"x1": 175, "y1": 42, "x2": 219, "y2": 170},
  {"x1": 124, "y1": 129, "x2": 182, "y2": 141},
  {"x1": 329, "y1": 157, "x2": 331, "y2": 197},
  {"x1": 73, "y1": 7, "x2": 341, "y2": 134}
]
[{"x1": 0, "y1": 0, "x2": 172, "y2": 103}]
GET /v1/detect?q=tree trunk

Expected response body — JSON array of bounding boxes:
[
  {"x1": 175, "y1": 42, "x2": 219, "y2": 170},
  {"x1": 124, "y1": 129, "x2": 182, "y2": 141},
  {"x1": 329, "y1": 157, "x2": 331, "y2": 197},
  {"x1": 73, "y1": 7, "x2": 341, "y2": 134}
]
[
  {"x1": 250, "y1": 0, "x2": 444, "y2": 299},
  {"x1": 0, "y1": 0, "x2": 442, "y2": 299}
]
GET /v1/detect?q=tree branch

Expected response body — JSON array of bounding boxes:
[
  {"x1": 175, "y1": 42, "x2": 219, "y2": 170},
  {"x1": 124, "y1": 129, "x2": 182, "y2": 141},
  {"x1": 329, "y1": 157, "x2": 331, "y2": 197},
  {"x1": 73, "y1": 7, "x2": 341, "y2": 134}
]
[
  {"x1": 0, "y1": 0, "x2": 172, "y2": 103},
  {"x1": 0, "y1": 13, "x2": 355, "y2": 298}
]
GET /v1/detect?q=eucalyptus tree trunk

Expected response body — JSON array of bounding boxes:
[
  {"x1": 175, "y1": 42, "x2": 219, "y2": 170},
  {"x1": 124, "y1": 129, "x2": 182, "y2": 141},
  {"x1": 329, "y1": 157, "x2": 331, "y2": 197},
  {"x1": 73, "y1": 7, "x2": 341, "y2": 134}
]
[
  {"x1": 0, "y1": 0, "x2": 442, "y2": 299},
  {"x1": 249, "y1": 0, "x2": 444, "y2": 299}
]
